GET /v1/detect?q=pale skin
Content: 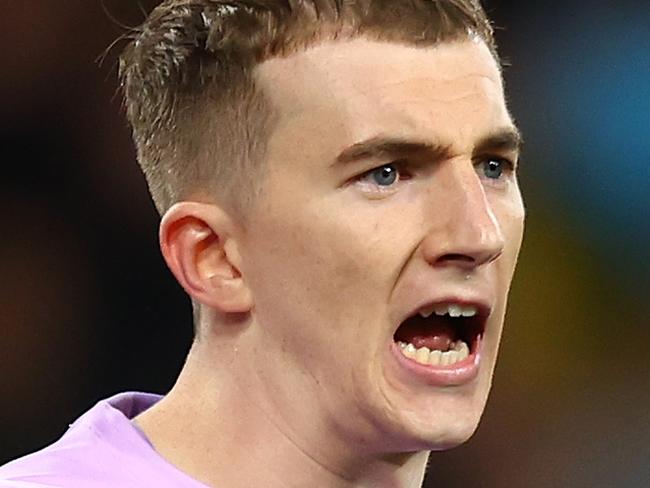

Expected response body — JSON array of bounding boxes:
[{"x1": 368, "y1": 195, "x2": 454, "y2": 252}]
[{"x1": 134, "y1": 37, "x2": 525, "y2": 487}]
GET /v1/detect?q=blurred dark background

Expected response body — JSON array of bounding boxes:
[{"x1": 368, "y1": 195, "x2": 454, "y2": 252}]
[{"x1": 1, "y1": 1, "x2": 649, "y2": 486}]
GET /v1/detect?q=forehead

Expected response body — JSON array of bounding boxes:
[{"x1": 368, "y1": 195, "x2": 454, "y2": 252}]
[{"x1": 255, "y1": 38, "x2": 511, "y2": 163}]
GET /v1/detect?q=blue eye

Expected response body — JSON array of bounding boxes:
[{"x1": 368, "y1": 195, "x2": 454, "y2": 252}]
[
  {"x1": 480, "y1": 158, "x2": 505, "y2": 179},
  {"x1": 369, "y1": 164, "x2": 399, "y2": 186}
]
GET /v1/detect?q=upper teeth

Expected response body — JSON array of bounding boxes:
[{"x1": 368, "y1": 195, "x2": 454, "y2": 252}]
[{"x1": 419, "y1": 303, "x2": 477, "y2": 319}]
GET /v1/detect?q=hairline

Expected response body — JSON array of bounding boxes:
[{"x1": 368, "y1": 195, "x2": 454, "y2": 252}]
[{"x1": 241, "y1": 31, "x2": 500, "y2": 199}]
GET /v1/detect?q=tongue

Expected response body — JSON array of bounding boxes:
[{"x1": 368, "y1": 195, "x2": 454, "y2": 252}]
[{"x1": 396, "y1": 318, "x2": 456, "y2": 351}]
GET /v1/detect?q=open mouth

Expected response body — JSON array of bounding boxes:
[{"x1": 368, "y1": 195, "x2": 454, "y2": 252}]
[{"x1": 393, "y1": 303, "x2": 487, "y2": 367}]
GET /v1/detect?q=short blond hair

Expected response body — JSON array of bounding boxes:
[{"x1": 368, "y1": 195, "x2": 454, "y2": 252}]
[{"x1": 119, "y1": 0, "x2": 498, "y2": 216}]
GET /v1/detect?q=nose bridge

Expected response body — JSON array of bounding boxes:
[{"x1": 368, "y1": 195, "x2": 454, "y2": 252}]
[{"x1": 423, "y1": 161, "x2": 505, "y2": 269}]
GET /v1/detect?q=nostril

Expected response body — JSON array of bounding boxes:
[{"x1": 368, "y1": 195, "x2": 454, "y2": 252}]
[
  {"x1": 433, "y1": 249, "x2": 501, "y2": 269},
  {"x1": 437, "y1": 253, "x2": 475, "y2": 265}
]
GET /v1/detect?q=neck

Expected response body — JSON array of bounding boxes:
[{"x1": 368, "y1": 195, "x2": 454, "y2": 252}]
[{"x1": 134, "y1": 339, "x2": 430, "y2": 488}]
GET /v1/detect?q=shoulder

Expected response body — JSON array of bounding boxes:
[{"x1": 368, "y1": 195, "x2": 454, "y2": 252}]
[{"x1": 0, "y1": 392, "x2": 169, "y2": 488}]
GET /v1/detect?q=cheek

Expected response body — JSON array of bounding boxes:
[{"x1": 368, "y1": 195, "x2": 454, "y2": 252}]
[
  {"x1": 493, "y1": 195, "x2": 525, "y2": 289},
  {"x1": 243, "y1": 179, "x2": 420, "y2": 351},
  {"x1": 504, "y1": 198, "x2": 525, "y2": 259},
  {"x1": 492, "y1": 183, "x2": 525, "y2": 245},
  {"x1": 244, "y1": 213, "x2": 392, "y2": 395},
  {"x1": 245, "y1": 206, "x2": 375, "y2": 335}
]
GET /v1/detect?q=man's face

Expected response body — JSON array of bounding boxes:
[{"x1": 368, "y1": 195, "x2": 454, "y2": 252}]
[{"x1": 237, "y1": 38, "x2": 524, "y2": 454}]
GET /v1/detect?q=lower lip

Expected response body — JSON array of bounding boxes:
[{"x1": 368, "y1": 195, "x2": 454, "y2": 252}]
[{"x1": 389, "y1": 336, "x2": 482, "y2": 387}]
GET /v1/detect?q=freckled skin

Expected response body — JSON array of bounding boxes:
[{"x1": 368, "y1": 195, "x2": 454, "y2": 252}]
[{"x1": 237, "y1": 37, "x2": 525, "y2": 458}]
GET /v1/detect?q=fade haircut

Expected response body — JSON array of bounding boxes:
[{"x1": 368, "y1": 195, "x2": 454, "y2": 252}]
[{"x1": 119, "y1": 0, "x2": 498, "y2": 217}]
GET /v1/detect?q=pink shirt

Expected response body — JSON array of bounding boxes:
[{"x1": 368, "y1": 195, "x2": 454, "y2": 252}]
[{"x1": 0, "y1": 392, "x2": 208, "y2": 487}]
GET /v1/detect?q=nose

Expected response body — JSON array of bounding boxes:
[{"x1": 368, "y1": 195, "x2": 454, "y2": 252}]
[{"x1": 421, "y1": 162, "x2": 505, "y2": 271}]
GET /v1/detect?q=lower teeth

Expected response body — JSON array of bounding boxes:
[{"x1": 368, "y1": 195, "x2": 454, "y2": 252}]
[{"x1": 397, "y1": 341, "x2": 470, "y2": 366}]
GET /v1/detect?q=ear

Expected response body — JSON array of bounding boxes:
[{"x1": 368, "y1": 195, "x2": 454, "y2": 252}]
[{"x1": 159, "y1": 202, "x2": 252, "y2": 314}]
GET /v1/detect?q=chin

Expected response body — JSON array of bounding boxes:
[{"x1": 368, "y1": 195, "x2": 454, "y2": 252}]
[
  {"x1": 379, "y1": 387, "x2": 489, "y2": 453},
  {"x1": 423, "y1": 419, "x2": 481, "y2": 451},
  {"x1": 402, "y1": 409, "x2": 483, "y2": 452}
]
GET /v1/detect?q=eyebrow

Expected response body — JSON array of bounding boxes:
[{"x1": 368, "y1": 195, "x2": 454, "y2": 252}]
[
  {"x1": 333, "y1": 136, "x2": 453, "y2": 167},
  {"x1": 474, "y1": 127, "x2": 523, "y2": 155},
  {"x1": 332, "y1": 127, "x2": 523, "y2": 167}
]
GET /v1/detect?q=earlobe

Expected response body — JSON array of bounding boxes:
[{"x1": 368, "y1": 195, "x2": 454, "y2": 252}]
[{"x1": 159, "y1": 202, "x2": 252, "y2": 314}]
